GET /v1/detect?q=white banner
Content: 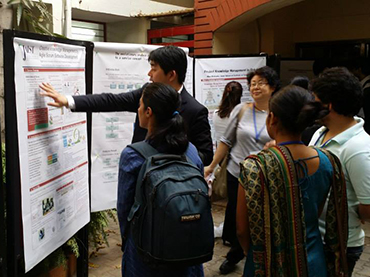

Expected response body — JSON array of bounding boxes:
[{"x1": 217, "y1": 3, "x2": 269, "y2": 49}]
[
  {"x1": 194, "y1": 56, "x2": 266, "y2": 150},
  {"x1": 13, "y1": 38, "x2": 90, "y2": 272},
  {"x1": 90, "y1": 43, "x2": 191, "y2": 212}
]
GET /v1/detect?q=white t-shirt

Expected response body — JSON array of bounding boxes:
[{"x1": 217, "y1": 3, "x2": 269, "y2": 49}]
[
  {"x1": 220, "y1": 103, "x2": 270, "y2": 178},
  {"x1": 212, "y1": 110, "x2": 230, "y2": 146},
  {"x1": 310, "y1": 117, "x2": 370, "y2": 247}
]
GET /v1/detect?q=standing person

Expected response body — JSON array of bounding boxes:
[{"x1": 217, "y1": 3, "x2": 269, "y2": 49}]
[
  {"x1": 310, "y1": 67, "x2": 370, "y2": 277},
  {"x1": 205, "y1": 66, "x2": 280, "y2": 275},
  {"x1": 213, "y1": 81, "x2": 243, "y2": 146},
  {"x1": 117, "y1": 83, "x2": 205, "y2": 277},
  {"x1": 39, "y1": 45, "x2": 213, "y2": 165},
  {"x1": 237, "y1": 85, "x2": 348, "y2": 276}
]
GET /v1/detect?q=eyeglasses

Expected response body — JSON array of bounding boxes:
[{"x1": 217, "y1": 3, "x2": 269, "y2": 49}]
[{"x1": 250, "y1": 82, "x2": 268, "y2": 88}]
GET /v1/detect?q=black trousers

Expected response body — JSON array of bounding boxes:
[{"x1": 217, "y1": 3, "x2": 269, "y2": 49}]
[{"x1": 222, "y1": 171, "x2": 245, "y2": 264}]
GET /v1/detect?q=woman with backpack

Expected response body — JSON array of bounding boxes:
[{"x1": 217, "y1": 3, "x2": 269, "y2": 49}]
[
  {"x1": 117, "y1": 82, "x2": 210, "y2": 277},
  {"x1": 236, "y1": 85, "x2": 348, "y2": 276}
]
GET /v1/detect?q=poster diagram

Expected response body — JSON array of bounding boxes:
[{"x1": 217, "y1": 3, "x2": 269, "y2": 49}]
[
  {"x1": 91, "y1": 43, "x2": 158, "y2": 212},
  {"x1": 194, "y1": 56, "x2": 266, "y2": 150},
  {"x1": 13, "y1": 37, "x2": 90, "y2": 272},
  {"x1": 90, "y1": 43, "x2": 191, "y2": 212}
]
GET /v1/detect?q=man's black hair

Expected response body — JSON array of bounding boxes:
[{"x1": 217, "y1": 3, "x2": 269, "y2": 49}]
[
  {"x1": 148, "y1": 46, "x2": 187, "y2": 85},
  {"x1": 311, "y1": 67, "x2": 363, "y2": 117}
]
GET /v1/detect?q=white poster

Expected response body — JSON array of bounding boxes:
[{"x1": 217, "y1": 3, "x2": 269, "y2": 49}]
[
  {"x1": 194, "y1": 56, "x2": 266, "y2": 150},
  {"x1": 90, "y1": 43, "x2": 191, "y2": 212},
  {"x1": 13, "y1": 38, "x2": 90, "y2": 272},
  {"x1": 185, "y1": 56, "x2": 194, "y2": 96}
]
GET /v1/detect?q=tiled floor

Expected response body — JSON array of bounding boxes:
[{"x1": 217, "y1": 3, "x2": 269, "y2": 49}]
[{"x1": 88, "y1": 199, "x2": 370, "y2": 277}]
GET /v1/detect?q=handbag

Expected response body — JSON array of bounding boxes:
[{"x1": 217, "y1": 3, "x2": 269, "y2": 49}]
[{"x1": 211, "y1": 103, "x2": 249, "y2": 199}]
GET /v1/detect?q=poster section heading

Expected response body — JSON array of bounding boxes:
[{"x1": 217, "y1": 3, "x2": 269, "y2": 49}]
[
  {"x1": 13, "y1": 37, "x2": 90, "y2": 272},
  {"x1": 194, "y1": 56, "x2": 266, "y2": 151}
]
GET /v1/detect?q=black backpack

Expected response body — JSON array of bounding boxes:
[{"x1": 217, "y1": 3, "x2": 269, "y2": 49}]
[{"x1": 127, "y1": 142, "x2": 214, "y2": 268}]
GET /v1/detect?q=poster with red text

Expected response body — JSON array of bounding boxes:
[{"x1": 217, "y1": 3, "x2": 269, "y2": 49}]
[{"x1": 13, "y1": 37, "x2": 90, "y2": 272}]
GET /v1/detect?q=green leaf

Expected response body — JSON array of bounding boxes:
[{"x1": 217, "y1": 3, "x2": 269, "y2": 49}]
[
  {"x1": 7, "y1": 0, "x2": 21, "y2": 5},
  {"x1": 16, "y1": 4, "x2": 23, "y2": 26},
  {"x1": 23, "y1": 0, "x2": 35, "y2": 9}
]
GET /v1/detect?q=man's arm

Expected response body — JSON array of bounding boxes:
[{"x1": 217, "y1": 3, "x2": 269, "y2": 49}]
[
  {"x1": 40, "y1": 82, "x2": 144, "y2": 113},
  {"x1": 346, "y1": 150, "x2": 370, "y2": 223}
]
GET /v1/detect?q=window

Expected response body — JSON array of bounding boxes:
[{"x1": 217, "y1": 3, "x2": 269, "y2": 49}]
[{"x1": 71, "y1": 20, "x2": 105, "y2": 42}]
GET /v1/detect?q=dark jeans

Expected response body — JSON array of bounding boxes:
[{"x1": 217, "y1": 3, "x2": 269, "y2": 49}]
[
  {"x1": 347, "y1": 245, "x2": 364, "y2": 277},
  {"x1": 222, "y1": 171, "x2": 245, "y2": 264}
]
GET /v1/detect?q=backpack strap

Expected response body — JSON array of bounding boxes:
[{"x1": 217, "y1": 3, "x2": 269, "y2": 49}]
[{"x1": 128, "y1": 141, "x2": 159, "y2": 159}]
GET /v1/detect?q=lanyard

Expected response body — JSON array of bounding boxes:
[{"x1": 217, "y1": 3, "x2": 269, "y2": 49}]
[
  {"x1": 314, "y1": 129, "x2": 331, "y2": 147},
  {"x1": 278, "y1": 141, "x2": 304, "y2": 146},
  {"x1": 253, "y1": 103, "x2": 266, "y2": 143}
]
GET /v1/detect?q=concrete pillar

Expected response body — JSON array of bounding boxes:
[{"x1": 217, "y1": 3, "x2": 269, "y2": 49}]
[{"x1": 0, "y1": 1, "x2": 13, "y2": 140}]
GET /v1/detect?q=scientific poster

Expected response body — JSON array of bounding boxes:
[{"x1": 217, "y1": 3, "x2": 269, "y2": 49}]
[
  {"x1": 90, "y1": 43, "x2": 191, "y2": 212},
  {"x1": 194, "y1": 56, "x2": 266, "y2": 149},
  {"x1": 90, "y1": 42, "x2": 159, "y2": 212},
  {"x1": 13, "y1": 38, "x2": 90, "y2": 271}
]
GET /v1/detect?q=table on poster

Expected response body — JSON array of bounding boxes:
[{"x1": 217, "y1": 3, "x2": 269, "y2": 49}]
[{"x1": 13, "y1": 38, "x2": 90, "y2": 272}]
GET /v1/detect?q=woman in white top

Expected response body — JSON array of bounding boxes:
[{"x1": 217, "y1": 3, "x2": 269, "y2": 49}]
[
  {"x1": 213, "y1": 81, "x2": 243, "y2": 146},
  {"x1": 205, "y1": 66, "x2": 281, "y2": 275}
]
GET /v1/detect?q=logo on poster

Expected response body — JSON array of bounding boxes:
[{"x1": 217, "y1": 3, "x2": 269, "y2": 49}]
[{"x1": 21, "y1": 45, "x2": 35, "y2": 61}]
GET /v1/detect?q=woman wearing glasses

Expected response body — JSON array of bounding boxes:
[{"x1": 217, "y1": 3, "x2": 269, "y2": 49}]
[{"x1": 204, "y1": 66, "x2": 280, "y2": 274}]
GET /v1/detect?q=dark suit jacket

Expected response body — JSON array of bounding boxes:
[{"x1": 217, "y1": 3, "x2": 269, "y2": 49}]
[{"x1": 73, "y1": 85, "x2": 213, "y2": 165}]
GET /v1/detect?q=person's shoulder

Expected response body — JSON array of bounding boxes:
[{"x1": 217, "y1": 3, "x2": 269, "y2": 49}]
[
  {"x1": 181, "y1": 87, "x2": 206, "y2": 110},
  {"x1": 186, "y1": 143, "x2": 203, "y2": 163},
  {"x1": 344, "y1": 129, "x2": 370, "y2": 153},
  {"x1": 120, "y1": 145, "x2": 145, "y2": 168}
]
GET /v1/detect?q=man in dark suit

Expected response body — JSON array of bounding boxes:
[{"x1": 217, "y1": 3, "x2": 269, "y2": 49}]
[{"x1": 40, "y1": 45, "x2": 213, "y2": 165}]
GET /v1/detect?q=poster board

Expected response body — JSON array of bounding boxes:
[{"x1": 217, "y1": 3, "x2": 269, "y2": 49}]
[
  {"x1": 11, "y1": 37, "x2": 90, "y2": 272},
  {"x1": 90, "y1": 43, "x2": 192, "y2": 212},
  {"x1": 194, "y1": 56, "x2": 266, "y2": 150},
  {"x1": 280, "y1": 59, "x2": 315, "y2": 86}
]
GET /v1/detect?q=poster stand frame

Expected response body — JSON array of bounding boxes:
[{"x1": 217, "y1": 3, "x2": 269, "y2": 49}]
[
  {"x1": 3, "y1": 29, "x2": 93, "y2": 277},
  {"x1": 0, "y1": 119, "x2": 5, "y2": 277}
]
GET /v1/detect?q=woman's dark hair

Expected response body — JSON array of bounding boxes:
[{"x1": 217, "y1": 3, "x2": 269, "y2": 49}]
[
  {"x1": 310, "y1": 67, "x2": 363, "y2": 117},
  {"x1": 269, "y1": 85, "x2": 329, "y2": 134},
  {"x1": 247, "y1": 66, "x2": 281, "y2": 93},
  {"x1": 142, "y1": 83, "x2": 188, "y2": 154},
  {"x1": 217, "y1": 81, "x2": 243, "y2": 118},
  {"x1": 290, "y1": 76, "x2": 310, "y2": 90}
]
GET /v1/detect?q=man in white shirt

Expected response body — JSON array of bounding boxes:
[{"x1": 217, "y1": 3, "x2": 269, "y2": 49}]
[{"x1": 310, "y1": 67, "x2": 370, "y2": 276}]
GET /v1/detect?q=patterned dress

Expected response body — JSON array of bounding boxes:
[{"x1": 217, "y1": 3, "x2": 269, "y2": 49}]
[{"x1": 239, "y1": 146, "x2": 348, "y2": 277}]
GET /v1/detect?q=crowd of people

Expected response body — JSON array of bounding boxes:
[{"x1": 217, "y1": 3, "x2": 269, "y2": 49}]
[{"x1": 39, "y1": 45, "x2": 370, "y2": 276}]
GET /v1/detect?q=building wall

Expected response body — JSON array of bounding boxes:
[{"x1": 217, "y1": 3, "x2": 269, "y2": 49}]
[
  {"x1": 0, "y1": 4, "x2": 13, "y2": 139},
  {"x1": 106, "y1": 18, "x2": 150, "y2": 44},
  {"x1": 213, "y1": 0, "x2": 370, "y2": 57}
]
